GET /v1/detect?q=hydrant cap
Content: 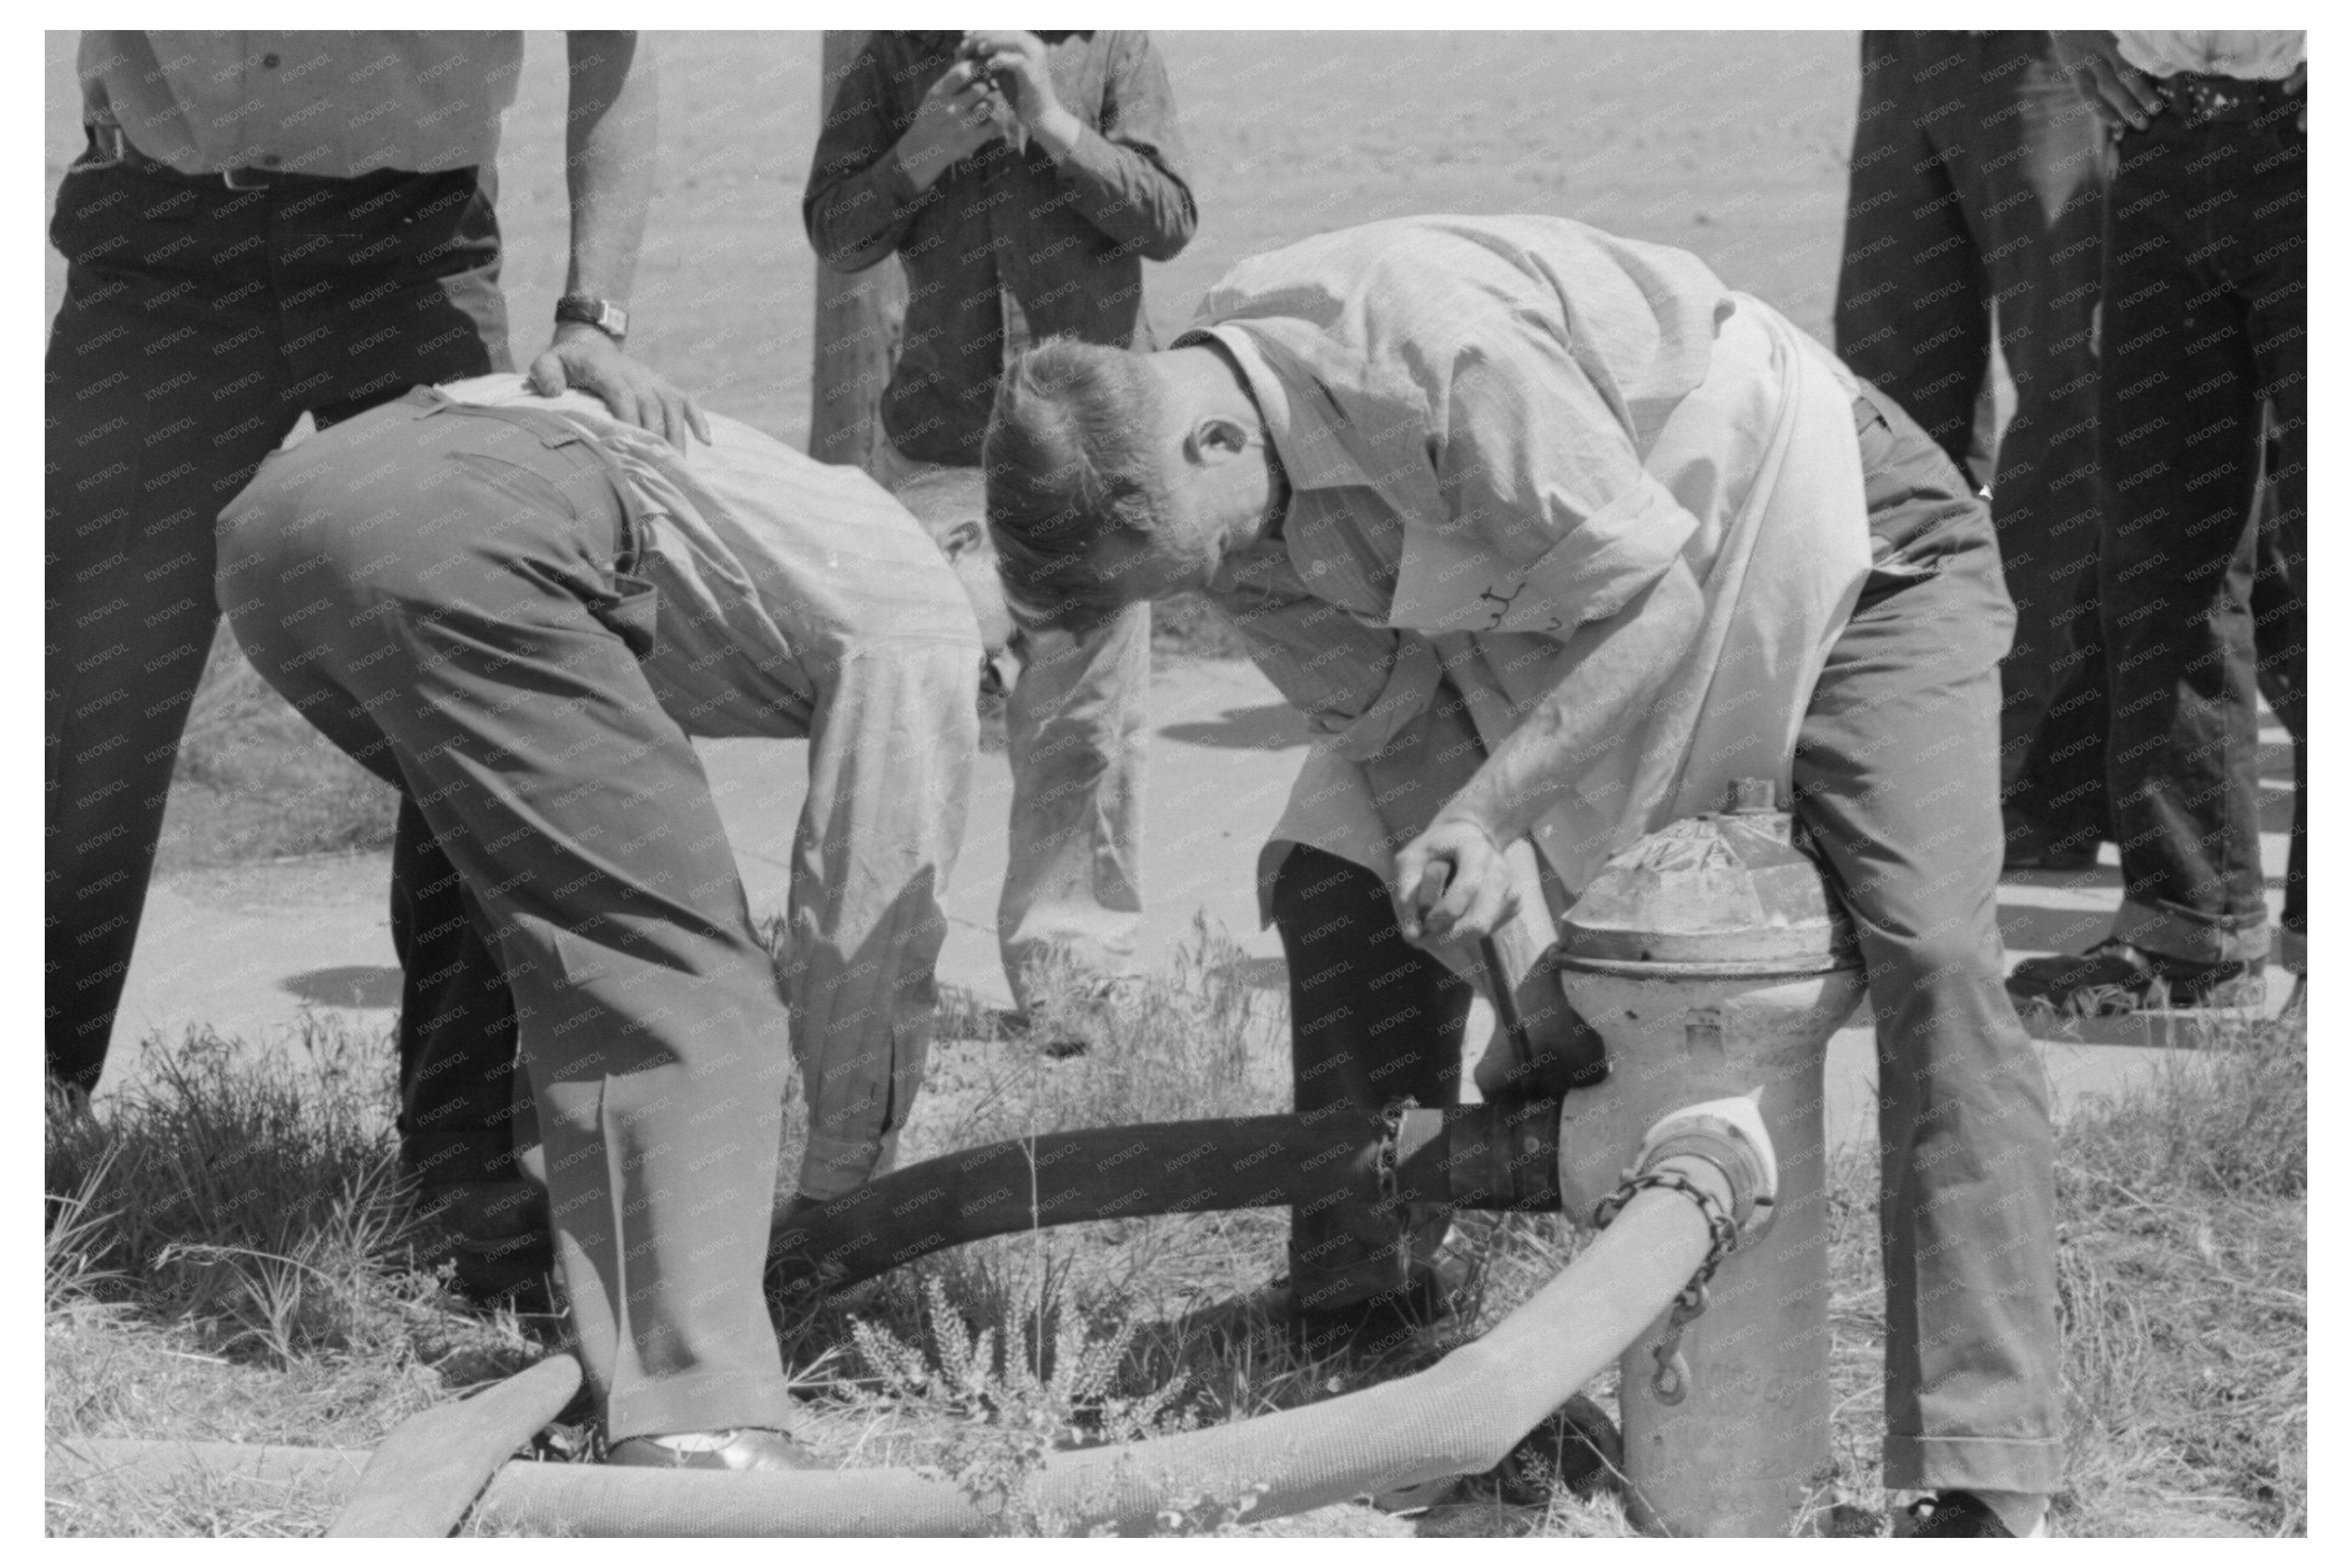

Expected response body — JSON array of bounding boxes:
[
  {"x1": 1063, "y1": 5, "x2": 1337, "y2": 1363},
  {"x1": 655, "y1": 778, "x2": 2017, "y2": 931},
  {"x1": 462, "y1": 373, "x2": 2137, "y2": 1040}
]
[{"x1": 1556, "y1": 781, "x2": 1860, "y2": 977}]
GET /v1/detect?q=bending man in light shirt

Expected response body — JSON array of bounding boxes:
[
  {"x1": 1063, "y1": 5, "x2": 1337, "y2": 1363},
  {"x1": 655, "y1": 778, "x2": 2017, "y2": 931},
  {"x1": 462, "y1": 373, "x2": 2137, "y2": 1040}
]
[
  {"x1": 216, "y1": 378, "x2": 1005, "y2": 1470},
  {"x1": 983, "y1": 216, "x2": 2061, "y2": 1537}
]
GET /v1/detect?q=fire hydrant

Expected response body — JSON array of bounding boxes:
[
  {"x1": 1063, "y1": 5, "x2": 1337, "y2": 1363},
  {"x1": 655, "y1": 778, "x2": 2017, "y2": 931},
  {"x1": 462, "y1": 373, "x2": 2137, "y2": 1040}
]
[{"x1": 1549, "y1": 779, "x2": 1865, "y2": 1536}]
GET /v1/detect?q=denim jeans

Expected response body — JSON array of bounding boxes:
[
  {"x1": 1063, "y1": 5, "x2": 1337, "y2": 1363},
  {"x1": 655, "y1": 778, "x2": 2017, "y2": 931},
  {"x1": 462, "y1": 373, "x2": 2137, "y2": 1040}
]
[
  {"x1": 868, "y1": 439, "x2": 1150, "y2": 1005},
  {"x1": 44, "y1": 138, "x2": 510, "y2": 1113},
  {"x1": 1834, "y1": 32, "x2": 2112, "y2": 840},
  {"x1": 2098, "y1": 95, "x2": 2305, "y2": 966}
]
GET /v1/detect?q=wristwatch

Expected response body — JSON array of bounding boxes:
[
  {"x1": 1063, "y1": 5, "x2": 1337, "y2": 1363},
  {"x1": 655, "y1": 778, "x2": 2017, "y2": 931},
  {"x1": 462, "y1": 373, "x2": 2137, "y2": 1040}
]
[{"x1": 555, "y1": 294, "x2": 630, "y2": 343}]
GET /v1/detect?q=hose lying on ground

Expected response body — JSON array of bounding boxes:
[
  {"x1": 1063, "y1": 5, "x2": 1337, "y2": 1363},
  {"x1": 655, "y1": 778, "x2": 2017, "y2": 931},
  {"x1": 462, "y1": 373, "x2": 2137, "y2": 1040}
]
[
  {"x1": 51, "y1": 1162, "x2": 1729, "y2": 1536},
  {"x1": 768, "y1": 1100, "x2": 1566, "y2": 1300}
]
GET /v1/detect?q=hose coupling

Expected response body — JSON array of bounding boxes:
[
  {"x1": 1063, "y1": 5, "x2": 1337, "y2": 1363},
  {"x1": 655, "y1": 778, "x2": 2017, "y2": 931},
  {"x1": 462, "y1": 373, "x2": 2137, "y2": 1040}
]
[
  {"x1": 1627, "y1": 1093, "x2": 1778, "y2": 1243},
  {"x1": 1590, "y1": 1095, "x2": 1777, "y2": 1407}
]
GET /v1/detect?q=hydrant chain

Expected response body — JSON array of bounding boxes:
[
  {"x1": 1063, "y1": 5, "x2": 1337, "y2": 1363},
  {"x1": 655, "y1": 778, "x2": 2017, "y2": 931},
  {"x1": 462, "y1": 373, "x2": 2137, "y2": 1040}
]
[{"x1": 1592, "y1": 1166, "x2": 1743, "y2": 1406}]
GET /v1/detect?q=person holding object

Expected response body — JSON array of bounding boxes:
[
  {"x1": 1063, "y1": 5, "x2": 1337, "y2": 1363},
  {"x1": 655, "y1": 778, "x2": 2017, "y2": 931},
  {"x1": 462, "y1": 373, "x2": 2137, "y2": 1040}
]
[
  {"x1": 45, "y1": 32, "x2": 698, "y2": 1301},
  {"x1": 2007, "y1": 31, "x2": 2305, "y2": 1018},
  {"x1": 983, "y1": 216, "x2": 2061, "y2": 1536},
  {"x1": 216, "y1": 375, "x2": 1007, "y2": 1468},
  {"x1": 804, "y1": 31, "x2": 1196, "y2": 1027}
]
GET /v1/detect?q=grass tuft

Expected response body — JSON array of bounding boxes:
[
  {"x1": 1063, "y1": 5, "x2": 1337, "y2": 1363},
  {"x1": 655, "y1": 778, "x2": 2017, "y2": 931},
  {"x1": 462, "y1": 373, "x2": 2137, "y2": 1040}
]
[{"x1": 47, "y1": 953, "x2": 2306, "y2": 1537}]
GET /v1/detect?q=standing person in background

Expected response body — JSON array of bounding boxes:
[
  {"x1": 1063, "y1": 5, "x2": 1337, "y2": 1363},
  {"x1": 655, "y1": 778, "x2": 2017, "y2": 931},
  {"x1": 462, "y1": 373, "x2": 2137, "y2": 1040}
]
[
  {"x1": 805, "y1": 29, "x2": 1196, "y2": 1030},
  {"x1": 2008, "y1": 32, "x2": 2305, "y2": 1018},
  {"x1": 1833, "y1": 31, "x2": 2113, "y2": 872},
  {"x1": 46, "y1": 31, "x2": 697, "y2": 1302}
]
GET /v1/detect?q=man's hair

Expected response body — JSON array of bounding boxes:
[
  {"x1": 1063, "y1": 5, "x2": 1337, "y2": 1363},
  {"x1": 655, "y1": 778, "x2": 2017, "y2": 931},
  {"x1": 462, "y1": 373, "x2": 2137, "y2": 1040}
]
[{"x1": 983, "y1": 337, "x2": 1174, "y2": 636}]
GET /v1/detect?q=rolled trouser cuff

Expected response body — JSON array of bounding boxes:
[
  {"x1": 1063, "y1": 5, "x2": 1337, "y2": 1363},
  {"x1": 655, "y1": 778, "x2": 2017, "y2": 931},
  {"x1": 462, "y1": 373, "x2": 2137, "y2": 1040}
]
[
  {"x1": 795, "y1": 1126, "x2": 900, "y2": 1205},
  {"x1": 2278, "y1": 926, "x2": 2305, "y2": 975},
  {"x1": 1884, "y1": 1433, "x2": 2066, "y2": 1496},
  {"x1": 2113, "y1": 896, "x2": 2270, "y2": 965},
  {"x1": 604, "y1": 1366, "x2": 803, "y2": 1445}
]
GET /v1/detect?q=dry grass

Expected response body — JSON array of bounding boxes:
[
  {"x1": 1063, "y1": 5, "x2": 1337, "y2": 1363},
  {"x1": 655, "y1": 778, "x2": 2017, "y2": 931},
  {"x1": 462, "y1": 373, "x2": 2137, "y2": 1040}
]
[
  {"x1": 44, "y1": 1016, "x2": 560, "y2": 1537},
  {"x1": 46, "y1": 944, "x2": 2306, "y2": 1537}
]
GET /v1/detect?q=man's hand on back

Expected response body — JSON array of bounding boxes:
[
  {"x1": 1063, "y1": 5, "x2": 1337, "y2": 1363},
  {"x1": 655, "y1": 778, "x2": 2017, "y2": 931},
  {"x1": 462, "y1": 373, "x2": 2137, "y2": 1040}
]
[
  {"x1": 529, "y1": 324, "x2": 709, "y2": 450},
  {"x1": 2050, "y1": 31, "x2": 2164, "y2": 132}
]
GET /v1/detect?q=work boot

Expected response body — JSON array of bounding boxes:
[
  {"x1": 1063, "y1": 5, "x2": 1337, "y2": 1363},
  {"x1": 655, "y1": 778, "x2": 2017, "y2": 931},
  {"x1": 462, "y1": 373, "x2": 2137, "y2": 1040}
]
[
  {"x1": 2006, "y1": 938, "x2": 2266, "y2": 1018},
  {"x1": 1275, "y1": 1254, "x2": 1476, "y2": 1361},
  {"x1": 419, "y1": 1178, "x2": 555, "y2": 1314},
  {"x1": 1899, "y1": 1490, "x2": 2047, "y2": 1538},
  {"x1": 605, "y1": 1428, "x2": 826, "y2": 1471}
]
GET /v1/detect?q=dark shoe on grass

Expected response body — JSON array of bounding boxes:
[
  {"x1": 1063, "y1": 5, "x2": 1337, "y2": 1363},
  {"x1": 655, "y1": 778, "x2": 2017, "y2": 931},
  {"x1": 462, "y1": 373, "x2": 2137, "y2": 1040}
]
[
  {"x1": 1277, "y1": 1257, "x2": 1476, "y2": 1361},
  {"x1": 1900, "y1": 1490, "x2": 2043, "y2": 1537},
  {"x1": 421, "y1": 1178, "x2": 556, "y2": 1314},
  {"x1": 606, "y1": 1428, "x2": 825, "y2": 1471},
  {"x1": 2006, "y1": 938, "x2": 2266, "y2": 1018}
]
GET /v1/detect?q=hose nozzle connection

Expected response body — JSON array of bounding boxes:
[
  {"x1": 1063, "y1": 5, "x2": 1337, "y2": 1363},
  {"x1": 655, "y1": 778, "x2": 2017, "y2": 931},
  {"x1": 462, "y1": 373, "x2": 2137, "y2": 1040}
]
[{"x1": 1630, "y1": 1093, "x2": 1778, "y2": 1243}]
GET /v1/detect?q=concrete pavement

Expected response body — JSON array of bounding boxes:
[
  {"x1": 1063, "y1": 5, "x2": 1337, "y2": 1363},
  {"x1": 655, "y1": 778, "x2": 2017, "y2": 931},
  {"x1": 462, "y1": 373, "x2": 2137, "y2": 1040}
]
[{"x1": 104, "y1": 657, "x2": 2299, "y2": 1151}]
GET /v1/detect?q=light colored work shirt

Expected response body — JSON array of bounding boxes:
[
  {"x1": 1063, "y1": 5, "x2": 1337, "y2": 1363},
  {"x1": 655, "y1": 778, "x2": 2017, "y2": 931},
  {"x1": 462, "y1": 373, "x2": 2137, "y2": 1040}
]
[
  {"x1": 2113, "y1": 31, "x2": 2305, "y2": 80},
  {"x1": 1182, "y1": 216, "x2": 1870, "y2": 935},
  {"x1": 440, "y1": 376, "x2": 982, "y2": 1201},
  {"x1": 78, "y1": 31, "x2": 523, "y2": 177}
]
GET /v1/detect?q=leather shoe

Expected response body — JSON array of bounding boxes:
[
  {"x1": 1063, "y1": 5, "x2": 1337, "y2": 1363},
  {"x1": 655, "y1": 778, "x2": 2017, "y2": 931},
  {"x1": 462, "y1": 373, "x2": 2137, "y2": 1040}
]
[
  {"x1": 606, "y1": 1428, "x2": 825, "y2": 1472},
  {"x1": 2006, "y1": 938, "x2": 2265, "y2": 1018}
]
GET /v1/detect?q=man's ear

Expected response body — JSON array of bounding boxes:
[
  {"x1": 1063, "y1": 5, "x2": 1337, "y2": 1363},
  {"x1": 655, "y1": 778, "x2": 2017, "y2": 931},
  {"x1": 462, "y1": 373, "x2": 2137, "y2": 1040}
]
[
  {"x1": 1186, "y1": 413, "x2": 1255, "y2": 468},
  {"x1": 941, "y1": 517, "x2": 987, "y2": 559}
]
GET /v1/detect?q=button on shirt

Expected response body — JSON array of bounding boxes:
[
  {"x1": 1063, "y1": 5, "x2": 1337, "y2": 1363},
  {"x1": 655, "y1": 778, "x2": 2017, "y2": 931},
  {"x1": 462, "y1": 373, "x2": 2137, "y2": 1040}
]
[
  {"x1": 804, "y1": 31, "x2": 1196, "y2": 465},
  {"x1": 2113, "y1": 31, "x2": 2305, "y2": 81},
  {"x1": 78, "y1": 31, "x2": 523, "y2": 177}
]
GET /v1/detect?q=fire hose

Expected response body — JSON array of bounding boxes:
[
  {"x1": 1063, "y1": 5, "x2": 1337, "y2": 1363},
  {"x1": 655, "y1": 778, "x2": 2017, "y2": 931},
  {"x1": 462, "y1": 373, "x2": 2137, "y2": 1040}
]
[
  {"x1": 768, "y1": 1098, "x2": 1565, "y2": 1301},
  {"x1": 48, "y1": 1098, "x2": 1774, "y2": 1537}
]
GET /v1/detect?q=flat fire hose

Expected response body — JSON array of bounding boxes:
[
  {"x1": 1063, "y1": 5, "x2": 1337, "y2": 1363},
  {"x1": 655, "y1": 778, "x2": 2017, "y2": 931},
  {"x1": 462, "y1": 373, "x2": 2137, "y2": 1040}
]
[{"x1": 325, "y1": 1353, "x2": 581, "y2": 1537}]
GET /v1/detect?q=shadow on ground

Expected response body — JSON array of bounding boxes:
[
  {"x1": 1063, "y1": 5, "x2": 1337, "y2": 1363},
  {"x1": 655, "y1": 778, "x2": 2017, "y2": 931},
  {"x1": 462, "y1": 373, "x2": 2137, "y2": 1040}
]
[{"x1": 281, "y1": 966, "x2": 403, "y2": 1010}]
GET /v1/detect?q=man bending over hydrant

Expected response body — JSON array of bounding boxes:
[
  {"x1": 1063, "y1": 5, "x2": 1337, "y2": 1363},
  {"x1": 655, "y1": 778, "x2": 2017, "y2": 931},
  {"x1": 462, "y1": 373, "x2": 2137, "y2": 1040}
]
[
  {"x1": 983, "y1": 215, "x2": 2061, "y2": 1537},
  {"x1": 218, "y1": 378, "x2": 1012, "y2": 1470}
]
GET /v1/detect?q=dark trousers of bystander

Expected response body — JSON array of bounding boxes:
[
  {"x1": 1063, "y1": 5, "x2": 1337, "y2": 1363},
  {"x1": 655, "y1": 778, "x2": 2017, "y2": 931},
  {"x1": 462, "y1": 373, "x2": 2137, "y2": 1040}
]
[
  {"x1": 1834, "y1": 31, "x2": 2111, "y2": 853},
  {"x1": 44, "y1": 137, "x2": 522, "y2": 1189},
  {"x1": 2097, "y1": 90, "x2": 2305, "y2": 970}
]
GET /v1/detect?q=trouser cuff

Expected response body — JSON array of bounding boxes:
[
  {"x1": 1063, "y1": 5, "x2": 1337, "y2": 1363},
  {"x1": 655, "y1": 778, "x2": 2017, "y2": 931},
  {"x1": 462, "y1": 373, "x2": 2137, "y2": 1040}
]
[
  {"x1": 604, "y1": 1367, "x2": 801, "y2": 1444},
  {"x1": 2278, "y1": 927, "x2": 2305, "y2": 975},
  {"x1": 1884, "y1": 1433, "x2": 2066, "y2": 1496},
  {"x1": 2113, "y1": 896, "x2": 2269, "y2": 965},
  {"x1": 795, "y1": 1126, "x2": 900, "y2": 1204}
]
